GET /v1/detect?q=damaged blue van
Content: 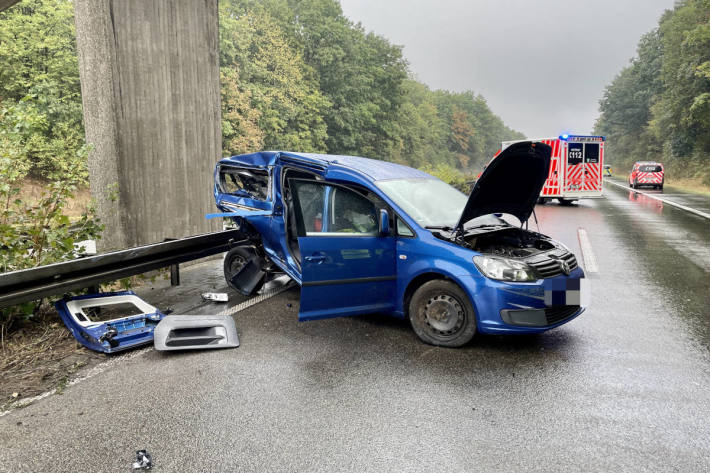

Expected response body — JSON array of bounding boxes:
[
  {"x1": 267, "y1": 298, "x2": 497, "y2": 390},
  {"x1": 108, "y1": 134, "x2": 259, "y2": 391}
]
[{"x1": 211, "y1": 141, "x2": 587, "y2": 347}]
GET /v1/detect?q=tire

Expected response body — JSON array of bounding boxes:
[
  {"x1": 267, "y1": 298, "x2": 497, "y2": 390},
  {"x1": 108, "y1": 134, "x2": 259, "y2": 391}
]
[
  {"x1": 659, "y1": 184, "x2": 663, "y2": 192},
  {"x1": 223, "y1": 246, "x2": 265, "y2": 295},
  {"x1": 408, "y1": 280, "x2": 477, "y2": 347},
  {"x1": 559, "y1": 198, "x2": 575, "y2": 206}
]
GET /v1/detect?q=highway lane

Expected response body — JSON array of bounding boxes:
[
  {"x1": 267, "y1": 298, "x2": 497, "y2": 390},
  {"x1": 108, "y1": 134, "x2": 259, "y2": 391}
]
[{"x1": 1, "y1": 185, "x2": 709, "y2": 472}]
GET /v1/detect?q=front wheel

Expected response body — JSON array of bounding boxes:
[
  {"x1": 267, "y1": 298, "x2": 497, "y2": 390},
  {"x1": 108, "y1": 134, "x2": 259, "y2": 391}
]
[{"x1": 409, "y1": 280, "x2": 477, "y2": 347}]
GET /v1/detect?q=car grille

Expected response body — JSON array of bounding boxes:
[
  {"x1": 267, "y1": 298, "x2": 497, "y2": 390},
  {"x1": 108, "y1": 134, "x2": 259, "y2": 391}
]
[
  {"x1": 545, "y1": 305, "x2": 580, "y2": 325},
  {"x1": 527, "y1": 251, "x2": 578, "y2": 278}
]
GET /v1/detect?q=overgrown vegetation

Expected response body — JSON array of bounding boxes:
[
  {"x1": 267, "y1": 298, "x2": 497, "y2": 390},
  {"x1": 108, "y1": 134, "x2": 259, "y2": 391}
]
[
  {"x1": 595, "y1": 0, "x2": 710, "y2": 185},
  {"x1": 0, "y1": 0, "x2": 101, "y2": 335}
]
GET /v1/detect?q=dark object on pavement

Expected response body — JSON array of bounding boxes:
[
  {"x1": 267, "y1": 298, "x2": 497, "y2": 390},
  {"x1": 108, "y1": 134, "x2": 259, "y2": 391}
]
[
  {"x1": 153, "y1": 314, "x2": 239, "y2": 351},
  {"x1": 55, "y1": 291, "x2": 167, "y2": 354},
  {"x1": 132, "y1": 450, "x2": 152, "y2": 470}
]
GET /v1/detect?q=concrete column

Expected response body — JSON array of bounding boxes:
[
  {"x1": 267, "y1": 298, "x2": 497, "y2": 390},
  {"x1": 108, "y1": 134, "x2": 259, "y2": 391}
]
[{"x1": 74, "y1": 0, "x2": 221, "y2": 249}]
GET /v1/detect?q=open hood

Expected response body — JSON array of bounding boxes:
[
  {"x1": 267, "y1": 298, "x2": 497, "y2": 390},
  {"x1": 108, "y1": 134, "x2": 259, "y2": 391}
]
[{"x1": 456, "y1": 141, "x2": 551, "y2": 229}]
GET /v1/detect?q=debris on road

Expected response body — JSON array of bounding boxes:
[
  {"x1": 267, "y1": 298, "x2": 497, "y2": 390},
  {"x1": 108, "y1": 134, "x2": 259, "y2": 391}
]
[
  {"x1": 55, "y1": 291, "x2": 167, "y2": 354},
  {"x1": 153, "y1": 314, "x2": 239, "y2": 351},
  {"x1": 132, "y1": 450, "x2": 153, "y2": 470},
  {"x1": 201, "y1": 292, "x2": 229, "y2": 302}
]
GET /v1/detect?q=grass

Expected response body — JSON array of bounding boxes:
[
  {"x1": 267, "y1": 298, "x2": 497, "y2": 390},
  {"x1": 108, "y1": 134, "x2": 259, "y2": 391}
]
[
  {"x1": 18, "y1": 177, "x2": 92, "y2": 218},
  {"x1": 663, "y1": 177, "x2": 710, "y2": 196}
]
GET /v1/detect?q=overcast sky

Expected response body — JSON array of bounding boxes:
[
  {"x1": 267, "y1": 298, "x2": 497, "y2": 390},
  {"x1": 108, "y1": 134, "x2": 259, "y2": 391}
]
[{"x1": 340, "y1": 0, "x2": 675, "y2": 138}]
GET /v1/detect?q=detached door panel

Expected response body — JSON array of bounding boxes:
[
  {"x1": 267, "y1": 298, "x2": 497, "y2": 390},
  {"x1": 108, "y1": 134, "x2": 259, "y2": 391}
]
[{"x1": 290, "y1": 179, "x2": 396, "y2": 321}]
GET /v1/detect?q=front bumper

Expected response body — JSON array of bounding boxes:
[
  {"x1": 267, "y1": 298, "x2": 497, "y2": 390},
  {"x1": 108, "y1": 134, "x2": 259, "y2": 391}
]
[{"x1": 458, "y1": 266, "x2": 587, "y2": 334}]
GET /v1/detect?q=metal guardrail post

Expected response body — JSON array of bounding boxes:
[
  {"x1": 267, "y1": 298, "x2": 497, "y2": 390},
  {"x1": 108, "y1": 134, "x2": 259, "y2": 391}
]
[{"x1": 170, "y1": 264, "x2": 180, "y2": 286}]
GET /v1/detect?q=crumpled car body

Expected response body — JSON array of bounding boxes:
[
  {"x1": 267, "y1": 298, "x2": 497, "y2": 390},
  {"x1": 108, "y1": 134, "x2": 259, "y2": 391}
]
[
  {"x1": 211, "y1": 143, "x2": 587, "y2": 346},
  {"x1": 55, "y1": 291, "x2": 166, "y2": 354}
]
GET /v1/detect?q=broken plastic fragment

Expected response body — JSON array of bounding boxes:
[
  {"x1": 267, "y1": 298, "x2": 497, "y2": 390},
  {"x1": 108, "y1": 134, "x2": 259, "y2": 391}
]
[
  {"x1": 132, "y1": 450, "x2": 152, "y2": 470},
  {"x1": 201, "y1": 292, "x2": 229, "y2": 303}
]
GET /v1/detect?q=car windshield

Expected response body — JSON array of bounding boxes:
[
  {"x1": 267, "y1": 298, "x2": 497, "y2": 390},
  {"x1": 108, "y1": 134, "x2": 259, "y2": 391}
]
[{"x1": 376, "y1": 178, "x2": 468, "y2": 228}]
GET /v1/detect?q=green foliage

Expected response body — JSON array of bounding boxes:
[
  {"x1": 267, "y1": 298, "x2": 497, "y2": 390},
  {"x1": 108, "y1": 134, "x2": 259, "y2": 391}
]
[
  {"x1": 0, "y1": 153, "x2": 103, "y2": 330},
  {"x1": 0, "y1": 0, "x2": 100, "y2": 330},
  {"x1": 0, "y1": 0, "x2": 86, "y2": 182},
  {"x1": 421, "y1": 163, "x2": 473, "y2": 193},
  {"x1": 219, "y1": 3, "x2": 329, "y2": 155},
  {"x1": 596, "y1": 0, "x2": 710, "y2": 184}
]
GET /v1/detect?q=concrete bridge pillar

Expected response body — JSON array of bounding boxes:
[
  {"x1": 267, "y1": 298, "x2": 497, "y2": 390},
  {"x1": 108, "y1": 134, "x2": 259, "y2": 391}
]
[{"x1": 73, "y1": 0, "x2": 221, "y2": 249}]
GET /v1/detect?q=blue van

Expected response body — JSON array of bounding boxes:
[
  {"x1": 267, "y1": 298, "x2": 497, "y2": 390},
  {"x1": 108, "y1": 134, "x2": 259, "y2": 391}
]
[{"x1": 211, "y1": 141, "x2": 587, "y2": 347}]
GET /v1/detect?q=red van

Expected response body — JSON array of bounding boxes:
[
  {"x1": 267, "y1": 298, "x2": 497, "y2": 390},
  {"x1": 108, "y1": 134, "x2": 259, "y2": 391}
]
[{"x1": 629, "y1": 162, "x2": 664, "y2": 190}]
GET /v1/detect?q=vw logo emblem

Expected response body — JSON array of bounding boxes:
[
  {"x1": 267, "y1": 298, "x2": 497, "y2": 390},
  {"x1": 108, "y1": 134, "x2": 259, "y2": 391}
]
[{"x1": 559, "y1": 260, "x2": 571, "y2": 275}]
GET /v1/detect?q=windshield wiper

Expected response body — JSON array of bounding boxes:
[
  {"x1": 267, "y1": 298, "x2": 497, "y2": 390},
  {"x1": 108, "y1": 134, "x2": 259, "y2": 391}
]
[{"x1": 425, "y1": 225, "x2": 454, "y2": 231}]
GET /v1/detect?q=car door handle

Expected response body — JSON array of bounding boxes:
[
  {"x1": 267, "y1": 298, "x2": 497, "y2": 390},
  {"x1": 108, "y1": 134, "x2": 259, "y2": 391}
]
[{"x1": 305, "y1": 254, "x2": 326, "y2": 263}]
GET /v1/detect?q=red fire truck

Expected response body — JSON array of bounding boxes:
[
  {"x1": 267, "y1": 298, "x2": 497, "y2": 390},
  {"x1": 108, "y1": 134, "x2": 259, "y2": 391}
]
[{"x1": 500, "y1": 134, "x2": 605, "y2": 205}]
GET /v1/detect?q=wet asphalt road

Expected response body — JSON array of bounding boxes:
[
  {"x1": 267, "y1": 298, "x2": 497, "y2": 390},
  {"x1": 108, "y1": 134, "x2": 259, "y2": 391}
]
[{"x1": 1, "y1": 185, "x2": 710, "y2": 472}]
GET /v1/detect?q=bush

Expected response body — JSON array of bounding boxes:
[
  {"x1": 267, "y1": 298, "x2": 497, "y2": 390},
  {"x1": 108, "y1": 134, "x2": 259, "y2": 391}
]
[{"x1": 0, "y1": 146, "x2": 102, "y2": 335}]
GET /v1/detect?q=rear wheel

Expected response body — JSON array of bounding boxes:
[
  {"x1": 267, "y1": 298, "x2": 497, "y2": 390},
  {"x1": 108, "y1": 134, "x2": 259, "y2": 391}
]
[
  {"x1": 223, "y1": 246, "x2": 265, "y2": 295},
  {"x1": 559, "y1": 198, "x2": 576, "y2": 206},
  {"x1": 409, "y1": 280, "x2": 477, "y2": 347}
]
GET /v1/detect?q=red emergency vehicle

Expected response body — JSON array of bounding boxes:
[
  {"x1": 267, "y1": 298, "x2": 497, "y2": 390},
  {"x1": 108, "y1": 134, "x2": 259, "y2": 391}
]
[
  {"x1": 501, "y1": 135, "x2": 605, "y2": 205},
  {"x1": 629, "y1": 161, "x2": 664, "y2": 190}
]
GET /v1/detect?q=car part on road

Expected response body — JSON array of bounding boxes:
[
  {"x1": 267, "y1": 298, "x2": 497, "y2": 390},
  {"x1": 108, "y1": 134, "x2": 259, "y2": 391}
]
[
  {"x1": 132, "y1": 450, "x2": 153, "y2": 470},
  {"x1": 201, "y1": 292, "x2": 229, "y2": 302},
  {"x1": 55, "y1": 292, "x2": 167, "y2": 354},
  {"x1": 153, "y1": 314, "x2": 239, "y2": 351}
]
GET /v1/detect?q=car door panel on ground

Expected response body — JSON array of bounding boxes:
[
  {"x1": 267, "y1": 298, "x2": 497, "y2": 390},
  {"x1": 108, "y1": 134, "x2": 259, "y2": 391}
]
[{"x1": 289, "y1": 179, "x2": 397, "y2": 320}]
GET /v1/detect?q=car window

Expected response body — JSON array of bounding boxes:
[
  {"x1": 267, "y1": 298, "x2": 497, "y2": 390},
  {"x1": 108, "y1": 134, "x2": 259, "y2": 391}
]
[
  {"x1": 639, "y1": 165, "x2": 662, "y2": 172},
  {"x1": 328, "y1": 187, "x2": 378, "y2": 234},
  {"x1": 396, "y1": 217, "x2": 415, "y2": 237},
  {"x1": 219, "y1": 167, "x2": 269, "y2": 200},
  {"x1": 291, "y1": 180, "x2": 377, "y2": 235}
]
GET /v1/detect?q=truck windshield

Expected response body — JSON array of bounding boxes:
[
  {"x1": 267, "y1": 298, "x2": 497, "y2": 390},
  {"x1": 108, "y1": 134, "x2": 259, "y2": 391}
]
[{"x1": 375, "y1": 178, "x2": 467, "y2": 228}]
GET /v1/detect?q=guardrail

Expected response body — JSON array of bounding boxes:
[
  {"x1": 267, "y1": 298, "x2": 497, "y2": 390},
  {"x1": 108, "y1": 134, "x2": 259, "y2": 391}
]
[{"x1": 0, "y1": 230, "x2": 245, "y2": 309}]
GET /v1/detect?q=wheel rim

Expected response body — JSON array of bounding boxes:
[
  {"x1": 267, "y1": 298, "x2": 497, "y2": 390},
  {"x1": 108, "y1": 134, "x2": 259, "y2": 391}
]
[
  {"x1": 423, "y1": 294, "x2": 465, "y2": 336},
  {"x1": 229, "y1": 254, "x2": 247, "y2": 277}
]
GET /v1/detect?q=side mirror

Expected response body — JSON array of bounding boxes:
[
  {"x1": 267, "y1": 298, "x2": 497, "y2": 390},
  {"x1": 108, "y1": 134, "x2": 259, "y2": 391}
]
[{"x1": 379, "y1": 209, "x2": 390, "y2": 236}]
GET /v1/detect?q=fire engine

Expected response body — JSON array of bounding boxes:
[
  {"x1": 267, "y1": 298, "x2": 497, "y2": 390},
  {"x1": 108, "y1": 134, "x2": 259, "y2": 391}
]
[{"x1": 500, "y1": 134, "x2": 605, "y2": 205}]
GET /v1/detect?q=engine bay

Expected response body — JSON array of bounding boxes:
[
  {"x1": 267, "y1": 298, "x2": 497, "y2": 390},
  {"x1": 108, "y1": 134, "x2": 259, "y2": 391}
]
[{"x1": 439, "y1": 226, "x2": 558, "y2": 259}]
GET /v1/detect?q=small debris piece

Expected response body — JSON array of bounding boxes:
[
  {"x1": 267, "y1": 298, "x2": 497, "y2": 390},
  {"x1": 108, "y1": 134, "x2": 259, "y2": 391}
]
[
  {"x1": 132, "y1": 450, "x2": 153, "y2": 470},
  {"x1": 201, "y1": 292, "x2": 229, "y2": 303}
]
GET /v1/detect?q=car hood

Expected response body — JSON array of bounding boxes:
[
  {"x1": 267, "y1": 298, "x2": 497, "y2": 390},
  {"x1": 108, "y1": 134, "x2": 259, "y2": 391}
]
[{"x1": 456, "y1": 141, "x2": 551, "y2": 229}]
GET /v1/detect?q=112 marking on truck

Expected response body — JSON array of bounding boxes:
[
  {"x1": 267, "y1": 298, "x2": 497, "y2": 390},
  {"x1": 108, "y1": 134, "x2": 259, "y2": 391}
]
[{"x1": 501, "y1": 134, "x2": 605, "y2": 205}]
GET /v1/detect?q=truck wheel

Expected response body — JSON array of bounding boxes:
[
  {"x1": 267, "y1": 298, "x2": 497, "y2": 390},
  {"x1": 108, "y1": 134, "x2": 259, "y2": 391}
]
[
  {"x1": 224, "y1": 246, "x2": 265, "y2": 295},
  {"x1": 559, "y1": 198, "x2": 575, "y2": 206},
  {"x1": 408, "y1": 280, "x2": 476, "y2": 347}
]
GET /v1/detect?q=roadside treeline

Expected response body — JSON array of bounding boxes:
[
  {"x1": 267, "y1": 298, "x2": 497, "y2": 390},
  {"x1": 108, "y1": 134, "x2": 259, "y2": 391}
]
[
  {"x1": 594, "y1": 0, "x2": 710, "y2": 184},
  {"x1": 219, "y1": 0, "x2": 524, "y2": 180},
  {"x1": 0, "y1": 0, "x2": 523, "y2": 187}
]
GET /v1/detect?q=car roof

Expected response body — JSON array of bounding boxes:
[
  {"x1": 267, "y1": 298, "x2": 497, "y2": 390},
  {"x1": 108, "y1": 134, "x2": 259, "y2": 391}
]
[
  {"x1": 218, "y1": 151, "x2": 434, "y2": 182},
  {"x1": 634, "y1": 161, "x2": 663, "y2": 165}
]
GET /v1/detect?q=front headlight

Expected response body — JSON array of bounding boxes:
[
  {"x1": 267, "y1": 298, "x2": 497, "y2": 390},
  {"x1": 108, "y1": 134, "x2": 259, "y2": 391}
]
[{"x1": 473, "y1": 255, "x2": 537, "y2": 282}]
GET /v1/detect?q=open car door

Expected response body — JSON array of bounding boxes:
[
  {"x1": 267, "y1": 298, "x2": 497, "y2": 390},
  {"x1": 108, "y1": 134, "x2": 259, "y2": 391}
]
[{"x1": 289, "y1": 179, "x2": 397, "y2": 321}]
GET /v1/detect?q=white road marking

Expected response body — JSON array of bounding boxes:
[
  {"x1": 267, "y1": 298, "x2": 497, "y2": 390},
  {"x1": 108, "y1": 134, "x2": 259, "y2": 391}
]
[
  {"x1": 604, "y1": 179, "x2": 710, "y2": 220},
  {"x1": 577, "y1": 228, "x2": 599, "y2": 274},
  {"x1": 1, "y1": 282, "x2": 294, "y2": 416}
]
